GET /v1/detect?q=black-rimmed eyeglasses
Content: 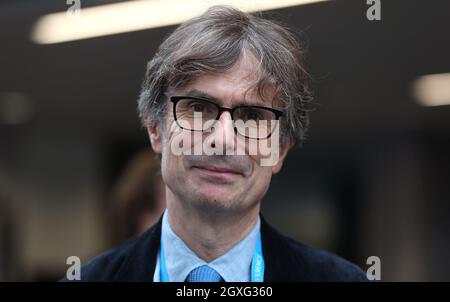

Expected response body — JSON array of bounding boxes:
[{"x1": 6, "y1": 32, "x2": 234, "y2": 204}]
[{"x1": 169, "y1": 96, "x2": 283, "y2": 140}]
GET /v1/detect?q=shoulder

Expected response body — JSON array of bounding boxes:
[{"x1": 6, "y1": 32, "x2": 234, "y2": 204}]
[
  {"x1": 261, "y1": 219, "x2": 368, "y2": 282},
  {"x1": 61, "y1": 220, "x2": 161, "y2": 282},
  {"x1": 284, "y1": 235, "x2": 368, "y2": 281},
  {"x1": 81, "y1": 236, "x2": 142, "y2": 281}
]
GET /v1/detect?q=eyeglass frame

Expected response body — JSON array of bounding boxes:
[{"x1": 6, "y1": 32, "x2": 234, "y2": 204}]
[{"x1": 167, "y1": 95, "x2": 284, "y2": 140}]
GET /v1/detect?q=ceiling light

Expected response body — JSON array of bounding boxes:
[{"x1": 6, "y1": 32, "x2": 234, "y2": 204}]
[
  {"x1": 31, "y1": 0, "x2": 328, "y2": 44},
  {"x1": 412, "y1": 73, "x2": 450, "y2": 107}
]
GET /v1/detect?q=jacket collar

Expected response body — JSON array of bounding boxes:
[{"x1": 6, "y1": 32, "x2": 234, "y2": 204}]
[{"x1": 112, "y1": 214, "x2": 305, "y2": 282}]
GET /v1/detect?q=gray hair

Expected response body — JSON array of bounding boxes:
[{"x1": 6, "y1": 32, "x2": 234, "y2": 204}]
[{"x1": 137, "y1": 5, "x2": 313, "y2": 146}]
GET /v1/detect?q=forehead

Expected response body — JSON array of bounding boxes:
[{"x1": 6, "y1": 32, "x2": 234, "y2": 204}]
[{"x1": 174, "y1": 52, "x2": 279, "y2": 108}]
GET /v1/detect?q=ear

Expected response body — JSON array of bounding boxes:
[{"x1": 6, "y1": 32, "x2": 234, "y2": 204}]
[
  {"x1": 271, "y1": 140, "x2": 292, "y2": 175},
  {"x1": 145, "y1": 117, "x2": 163, "y2": 154}
]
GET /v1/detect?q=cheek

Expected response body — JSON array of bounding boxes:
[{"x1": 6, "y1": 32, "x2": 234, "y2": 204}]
[
  {"x1": 160, "y1": 146, "x2": 188, "y2": 197},
  {"x1": 252, "y1": 165, "x2": 272, "y2": 180},
  {"x1": 160, "y1": 133, "x2": 184, "y2": 182},
  {"x1": 245, "y1": 138, "x2": 278, "y2": 166},
  {"x1": 247, "y1": 165, "x2": 273, "y2": 200},
  {"x1": 165, "y1": 117, "x2": 202, "y2": 154},
  {"x1": 159, "y1": 147, "x2": 171, "y2": 184}
]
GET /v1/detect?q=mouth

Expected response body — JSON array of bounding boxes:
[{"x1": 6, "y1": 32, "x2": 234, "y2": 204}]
[{"x1": 191, "y1": 165, "x2": 243, "y2": 181}]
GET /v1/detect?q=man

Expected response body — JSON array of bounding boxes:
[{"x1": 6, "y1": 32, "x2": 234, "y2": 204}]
[{"x1": 74, "y1": 5, "x2": 367, "y2": 282}]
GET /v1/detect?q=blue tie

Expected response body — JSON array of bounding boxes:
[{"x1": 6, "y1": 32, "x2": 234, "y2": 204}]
[{"x1": 186, "y1": 265, "x2": 223, "y2": 282}]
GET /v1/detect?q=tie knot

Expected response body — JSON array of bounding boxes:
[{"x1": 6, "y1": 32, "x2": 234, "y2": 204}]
[{"x1": 186, "y1": 265, "x2": 223, "y2": 282}]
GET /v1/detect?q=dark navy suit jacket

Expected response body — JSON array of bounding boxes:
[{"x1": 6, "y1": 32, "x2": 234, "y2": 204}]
[{"x1": 67, "y1": 216, "x2": 368, "y2": 282}]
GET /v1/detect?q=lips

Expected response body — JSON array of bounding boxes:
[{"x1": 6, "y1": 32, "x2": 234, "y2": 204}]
[
  {"x1": 193, "y1": 165, "x2": 242, "y2": 175},
  {"x1": 191, "y1": 165, "x2": 244, "y2": 183}
]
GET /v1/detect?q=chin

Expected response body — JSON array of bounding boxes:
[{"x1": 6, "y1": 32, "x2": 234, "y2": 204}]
[{"x1": 193, "y1": 191, "x2": 236, "y2": 210}]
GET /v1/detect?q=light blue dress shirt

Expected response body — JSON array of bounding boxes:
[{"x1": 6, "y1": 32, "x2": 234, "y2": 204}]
[{"x1": 153, "y1": 209, "x2": 260, "y2": 282}]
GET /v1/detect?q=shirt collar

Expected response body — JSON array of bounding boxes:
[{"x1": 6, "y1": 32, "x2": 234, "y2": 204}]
[{"x1": 161, "y1": 209, "x2": 260, "y2": 282}]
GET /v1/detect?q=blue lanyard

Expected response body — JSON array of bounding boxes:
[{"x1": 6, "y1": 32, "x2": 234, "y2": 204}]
[{"x1": 159, "y1": 232, "x2": 265, "y2": 282}]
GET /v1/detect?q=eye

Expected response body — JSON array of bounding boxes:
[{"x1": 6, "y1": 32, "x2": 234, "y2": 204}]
[
  {"x1": 189, "y1": 102, "x2": 206, "y2": 112},
  {"x1": 244, "y1": 110, "x2": 263, "y2": 121}
]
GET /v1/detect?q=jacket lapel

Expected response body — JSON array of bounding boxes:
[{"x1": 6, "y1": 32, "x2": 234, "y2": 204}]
[{"x1": 261, "y1": 216, "x2": 309, "y2": 281}]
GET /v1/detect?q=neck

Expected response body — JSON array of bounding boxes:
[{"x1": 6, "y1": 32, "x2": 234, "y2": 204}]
[{"x1": 166, "y1": 191, "x2": 260, "y2": 262}]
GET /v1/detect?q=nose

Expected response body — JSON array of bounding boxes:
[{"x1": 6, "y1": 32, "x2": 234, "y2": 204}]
[{"x1": 206, "y1": 111, "x2": 236, "y2": 154}]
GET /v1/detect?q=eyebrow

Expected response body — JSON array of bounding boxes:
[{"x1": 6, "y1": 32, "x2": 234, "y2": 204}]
[
  {"x1": 183, "y1": 89, "x2": 270, "y2": 108},
  {"x1": 185, "y1": 89, "x2": 219, "y2": 102}
]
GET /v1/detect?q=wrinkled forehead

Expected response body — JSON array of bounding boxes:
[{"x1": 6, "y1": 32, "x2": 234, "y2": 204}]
[{"x1": 170, "y1": 51, "x2": 281, "y2": 109}]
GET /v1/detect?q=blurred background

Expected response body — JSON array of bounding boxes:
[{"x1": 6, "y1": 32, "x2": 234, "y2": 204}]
[{"x1": 1, "y1": 0, "x2": 449, "y2": 281}]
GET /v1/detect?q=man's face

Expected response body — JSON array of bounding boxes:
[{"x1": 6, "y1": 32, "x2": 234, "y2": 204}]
[{"x1": 147, "y1": 53, "x2": 290, "y2": 212}]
